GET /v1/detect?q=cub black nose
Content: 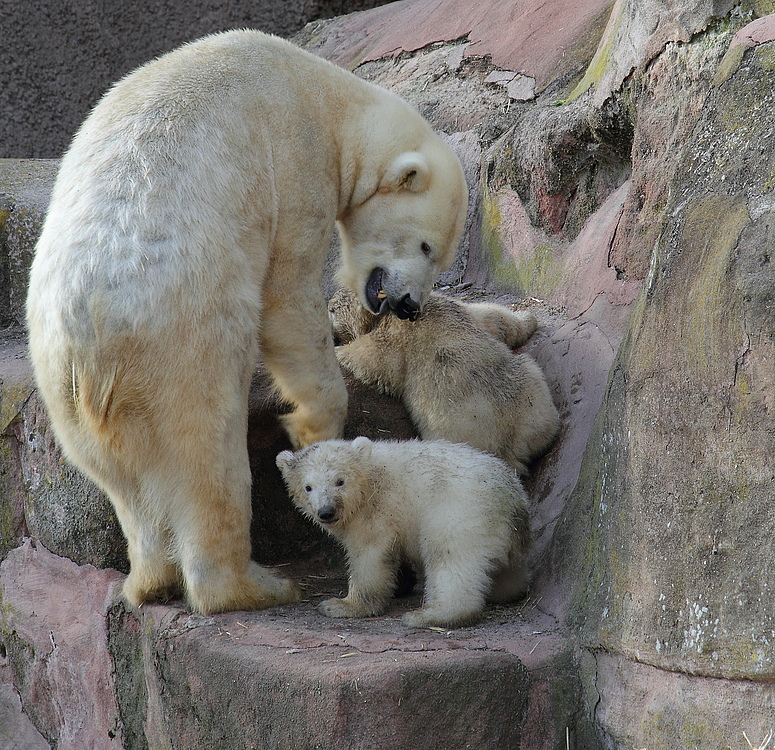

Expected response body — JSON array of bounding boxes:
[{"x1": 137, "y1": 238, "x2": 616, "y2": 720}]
[
  {"x1": 318, "y1": 506, "x2": 337, "y2": 523},
  {"x1": 394, "y1": 293, "x2": 421, "y2": 321}
]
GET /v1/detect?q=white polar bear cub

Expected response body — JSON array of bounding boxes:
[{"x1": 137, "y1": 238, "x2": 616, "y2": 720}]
[
  {"x1": 25, "y1": 30, "x2": 468, "y2": 615},
  {"x1": 276, "y1": 437, "x2": 531, "y2": 628}
]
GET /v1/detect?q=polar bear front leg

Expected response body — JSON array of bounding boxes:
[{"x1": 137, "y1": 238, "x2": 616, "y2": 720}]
[
  {"x1": 163, "y1": 422, "x2": 302, "y2": 614},
  {"x1": 119, "y1": 510, "x2": 182, "y2": 606},
  {"x1": 320, "y1": 543, "x2": 396, "y2": 619},
  {"x1": 261, "y1": 277, "x2": 347, "y2": 448},
  {"x1": 335, "y1": 336, "x2": 405, "y2": 397}
]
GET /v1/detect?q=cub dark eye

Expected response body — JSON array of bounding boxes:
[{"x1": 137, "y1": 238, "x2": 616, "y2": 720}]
[
  {"x1": 335, "y1": 478, "x2": 345, "y2": 487},
  {"x1": 305, "y1": 485, "x2": 312, "y2": 492},
  {"x1": 421, "y1": 242, "x2": 432, "y2": 256}
]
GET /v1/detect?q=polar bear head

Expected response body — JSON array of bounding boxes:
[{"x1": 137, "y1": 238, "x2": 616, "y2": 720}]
[
  {"x1": 276, "y1": 437, "x2": 374, "y2": 531},
  {"x1": 336, "y1": 139, "x2": 467, "y2": 321}
]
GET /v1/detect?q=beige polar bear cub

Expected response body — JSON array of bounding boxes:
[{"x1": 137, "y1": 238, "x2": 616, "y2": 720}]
[
  {"x1": 25, "y1": 30, "x2": 467, "y2": 615},
  {"x1": 329, "y1": 289, "x2": 559, "y2": 475},
  {"x1": 276, "y1": 437, "x2": 531, "y2": 628}
]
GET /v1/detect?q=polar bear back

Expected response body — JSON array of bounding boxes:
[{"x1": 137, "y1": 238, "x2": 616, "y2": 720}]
[{"x1": 29, "y1": 30, "x2": 431, "y2": 345}]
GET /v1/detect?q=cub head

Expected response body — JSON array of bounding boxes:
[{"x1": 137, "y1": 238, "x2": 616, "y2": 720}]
[
  {"x1": 276, "y1": 437, "x2": 374, "y2": 530},
  {"x1": 337, "y1": 137, "x2": 467, "y2": 322},
  {"x1": 328, "y1": 287, "x2": 378, "y2": 345}
]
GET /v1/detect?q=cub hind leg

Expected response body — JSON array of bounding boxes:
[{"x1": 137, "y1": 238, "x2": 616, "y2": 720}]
[
  {"x1": 401, "y1": 556, "x2": 492, "y2": 628},
  {"x1": 488, "y1": 546, "x2": 529, "y2": 604}
]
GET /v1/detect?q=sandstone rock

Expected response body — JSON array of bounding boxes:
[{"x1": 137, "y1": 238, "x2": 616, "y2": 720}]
[
  {"x1": 0, "y1": 539, "x2": 124, "y2": 749},
  {"x1": 1, "y1": 538, "x2": 586, "y2": 750},
  {"x1": 543, "y1": 11, "x2": 775, "y2": 747},
  {"x1": 296, "y1": 0, "x2": 612, "y2": 90},
  {"x1": 0, "y1": 684, "x2": 49, "y2": 750},
  {"x1": 593, "y1": 651, "x2": 775, "y2": 749}
]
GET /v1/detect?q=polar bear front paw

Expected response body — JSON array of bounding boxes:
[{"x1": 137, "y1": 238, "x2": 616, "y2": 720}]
[
  {"x1": 319, "y1": 597, "x2": 374, "y2": 619},
  {"x1": 281, "y1": 408, "x2": 345, "y2": 449},
  {"x1": 248, "y1": 562, "x2": 303, "y2": 606}
]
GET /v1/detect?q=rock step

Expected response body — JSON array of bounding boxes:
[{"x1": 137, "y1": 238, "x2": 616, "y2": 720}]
[{"x1": 3, "y1": 539, "x2": 583, "y2": 750}]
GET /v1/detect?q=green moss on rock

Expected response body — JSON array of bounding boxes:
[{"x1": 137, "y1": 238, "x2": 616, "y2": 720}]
[{"x1": 480, "y1": 189, "x2": 566, "y2": 297}]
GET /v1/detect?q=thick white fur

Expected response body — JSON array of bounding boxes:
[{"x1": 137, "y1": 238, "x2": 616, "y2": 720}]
[
  {"x1": 276, "y1": 437, "x2": 531, "y2": 628},
  {"x1": 329, "y1": 289, "x2": 560, "y2": 474},
  {"x1": 25, "y1": 30, "x2": 467, "y2": 614}
]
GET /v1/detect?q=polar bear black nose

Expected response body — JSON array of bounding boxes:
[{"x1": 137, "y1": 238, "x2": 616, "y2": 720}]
[
  {"x1": 393, "y1": 293, "x2": 421, "y2": 321},
  {"x1": 318, "y1": 506, "x2": 337, "y2": 523}
]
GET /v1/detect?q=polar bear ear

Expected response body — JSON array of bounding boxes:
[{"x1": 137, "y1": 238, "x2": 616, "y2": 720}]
[
  {"x1": 276, "y1": 451, "x2": 296, "y2": 473},
  {"x1": 351, "y1": 436, "x2": 373, "y2": 458},
  {"x1": 379, "y1": 152, "x2": 430, "y2": 194}
]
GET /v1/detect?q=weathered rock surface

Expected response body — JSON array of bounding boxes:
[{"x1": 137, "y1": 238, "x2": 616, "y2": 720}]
[
  {"x1": 0, "y1": 0, "x2": 395, "y2": 160},
  {"x1": 1, "y1": 1, "x2": 774, "y2": 749},
  {"x1": 1, "y1": 538, "x2": 586, "y2": 750},
  {"x1": 545, "y1": 14, "x2": 775, "y2": 745}
]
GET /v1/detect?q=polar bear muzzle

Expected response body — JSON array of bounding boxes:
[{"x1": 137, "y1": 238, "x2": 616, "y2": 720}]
[
  {"x1": 365, "y1": 267, "x2": 421, "y2": 321},
  {"x1": 392, "y1": 294, "x2": 421, "y2": 321},
  {"x1": 317, "y1": 505, "x2": 338, "y2": 524},
  {"x1": 365, "y1": 267, "x2": 388, "y2": 314}
]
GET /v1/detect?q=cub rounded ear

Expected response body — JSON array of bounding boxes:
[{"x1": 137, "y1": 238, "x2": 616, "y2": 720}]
[
  {"x1": 351, "y1": 436, "x2": 373, "y2": 457},
  {"x1": 276, "y1": 451, "x2": 295, "y2": 473},
  {"x1": 379, "y1": 152, "x2": 430, "y2": 193}
]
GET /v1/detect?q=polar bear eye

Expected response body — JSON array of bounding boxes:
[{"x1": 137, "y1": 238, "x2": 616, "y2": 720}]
[
  {"x1": 421, "y1": 242, "x2": 432, "y2": 256},
  {"x1": 305, "y1": 485, "x2": 312, "y2": 493},
  {"x1": 335, "y1": 478, "x2": 345, "y2": 487}
]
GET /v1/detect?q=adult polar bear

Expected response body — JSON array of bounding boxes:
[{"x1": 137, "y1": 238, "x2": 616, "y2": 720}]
[{"x1": 26, "y1": 30, "x2": 468, "y2": 615}]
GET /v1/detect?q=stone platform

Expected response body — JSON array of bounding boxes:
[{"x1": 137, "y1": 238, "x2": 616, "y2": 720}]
[{"x1": 2, "y1": 537, "x2": 582, "y2": 750}]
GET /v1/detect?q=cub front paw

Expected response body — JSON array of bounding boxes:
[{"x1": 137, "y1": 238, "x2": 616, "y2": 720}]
[
  {"x1": 319, "y1": 597, "x2": 358, "y2": 618},
  {"x1": 248, "y1": 562, "x2": 302, "y2": 605}
]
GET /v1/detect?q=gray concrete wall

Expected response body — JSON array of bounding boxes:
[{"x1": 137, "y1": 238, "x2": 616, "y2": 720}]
[{"x1": 1, "y1": 0, "x2": 390, "y2": 159}]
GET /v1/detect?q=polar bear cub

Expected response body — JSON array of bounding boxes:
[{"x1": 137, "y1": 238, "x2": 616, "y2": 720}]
[
  {"x1": 25, "y1": 30, "x2": 467, "y2": 615},
  {"x1": 329, "y1": 289, "x2": 560, "y2": 475},
  {"x1": 276, "y1": 437, "x2": 531, "y2": 628}
]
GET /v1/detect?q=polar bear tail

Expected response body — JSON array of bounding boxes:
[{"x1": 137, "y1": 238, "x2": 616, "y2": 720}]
[
  {"x1": 74, "y1": 360, "x2": 121, "y2": 435},
  {"x1": 69, "y1": 342, "x2": 150, "y2": 452}
]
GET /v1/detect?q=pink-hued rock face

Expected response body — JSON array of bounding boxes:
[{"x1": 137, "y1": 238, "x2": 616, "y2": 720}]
[
  {"x1": 0, "y1": 540, "x2": 124, "y2": 749},
  {"x1": 308, "y1": 0, "x2": 612, "y2": 90},
  {"x1": 731, "y1": 14, "x2": 775, "y2": 48}
]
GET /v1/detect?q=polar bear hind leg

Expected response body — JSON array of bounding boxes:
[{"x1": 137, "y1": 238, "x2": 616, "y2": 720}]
[
  {"x1": 464, "y1": 303, "x2": 538, "y2": 348},
  {"x1": 58, "y1": 333, "x2": 300, "y2": 614},
  {"x1": 401, "y1": 555, "x2": 492, "y2": 628}
]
